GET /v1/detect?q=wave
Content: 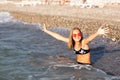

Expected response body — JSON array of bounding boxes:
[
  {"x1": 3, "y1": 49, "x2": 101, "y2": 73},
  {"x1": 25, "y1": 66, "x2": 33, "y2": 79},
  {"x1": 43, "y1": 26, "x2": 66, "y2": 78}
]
[
  {"x1": 27, "y1": 61, "x2": 120, "y2": 80},
  {"x1": 0, "y1": 12, "x2": 13, "y2": 23}
]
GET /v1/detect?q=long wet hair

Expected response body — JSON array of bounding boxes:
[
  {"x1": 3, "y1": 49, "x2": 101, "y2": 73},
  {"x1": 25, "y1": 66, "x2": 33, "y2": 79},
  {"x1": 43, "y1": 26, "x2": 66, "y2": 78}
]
[{"x1": 68, "y1": 27, "x2": 83, "y2": 49}]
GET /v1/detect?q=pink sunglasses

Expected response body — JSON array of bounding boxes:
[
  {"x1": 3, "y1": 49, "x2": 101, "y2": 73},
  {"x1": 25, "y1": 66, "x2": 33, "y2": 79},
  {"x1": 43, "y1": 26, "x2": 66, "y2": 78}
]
[{"x1": 73, "y1": 33, "x2": 81, "y2": 38}]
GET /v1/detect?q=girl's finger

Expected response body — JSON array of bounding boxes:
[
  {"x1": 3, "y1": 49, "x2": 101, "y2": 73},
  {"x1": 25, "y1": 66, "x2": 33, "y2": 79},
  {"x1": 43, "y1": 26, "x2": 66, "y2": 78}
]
[{"x1": 43, "y1": 23, "x2": 46, "y2": 27}]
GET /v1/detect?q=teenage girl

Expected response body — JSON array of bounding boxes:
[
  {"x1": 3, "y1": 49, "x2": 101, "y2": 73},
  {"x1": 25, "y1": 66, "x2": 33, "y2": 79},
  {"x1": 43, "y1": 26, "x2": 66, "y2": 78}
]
[{"x1": 42, "y1": 24, "x2": 109, "y2": 65}]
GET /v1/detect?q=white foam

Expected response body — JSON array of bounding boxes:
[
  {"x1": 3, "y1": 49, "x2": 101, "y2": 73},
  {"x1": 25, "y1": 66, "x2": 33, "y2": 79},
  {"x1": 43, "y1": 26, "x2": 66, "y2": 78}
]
[
  {"x1": 105, "y1": 76, "x2": 120, "y2": 80},
  {"x1": 53, "y1": 62, "x2": 92, "y2": 70},
  {"x1": 53, "y1": 62, "x2": 120, "y2": 80},
  {"x1": 0, "y1": 12, "x2": 13, "y2": 23}
]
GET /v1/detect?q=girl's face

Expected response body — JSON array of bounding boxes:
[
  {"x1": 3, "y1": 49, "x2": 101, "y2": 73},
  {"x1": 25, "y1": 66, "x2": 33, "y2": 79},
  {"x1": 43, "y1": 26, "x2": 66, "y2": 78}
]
[{"x1": 72, "y1": 29, "x2": 82, "y2": 42}]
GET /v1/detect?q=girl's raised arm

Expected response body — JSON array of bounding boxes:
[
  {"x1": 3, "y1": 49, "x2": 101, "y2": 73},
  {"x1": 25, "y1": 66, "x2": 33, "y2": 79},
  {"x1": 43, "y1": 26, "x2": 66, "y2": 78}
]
[
  {"x1": 42, "y1": 24, "x2": 69, "y2": 43},
  {"x1": 83, "y1": 26, "x2": 109, "y2": 44}
]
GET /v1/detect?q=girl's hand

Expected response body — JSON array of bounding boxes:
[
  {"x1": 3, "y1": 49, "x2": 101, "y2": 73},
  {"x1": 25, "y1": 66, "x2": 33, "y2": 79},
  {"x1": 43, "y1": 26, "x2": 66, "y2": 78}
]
[
  {"x1": 97, "y1": 26, "x2": 109, "y2": 36},
  {"x1": 42, "y1": 23, "x2": 47, "y2": 32}
]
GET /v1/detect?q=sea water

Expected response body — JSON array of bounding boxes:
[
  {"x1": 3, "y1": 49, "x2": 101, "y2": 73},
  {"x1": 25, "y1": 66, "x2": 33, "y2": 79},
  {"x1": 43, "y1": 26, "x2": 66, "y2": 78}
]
[{"x1": 0, "y1": 12, "x2": 120, "y2": 80}]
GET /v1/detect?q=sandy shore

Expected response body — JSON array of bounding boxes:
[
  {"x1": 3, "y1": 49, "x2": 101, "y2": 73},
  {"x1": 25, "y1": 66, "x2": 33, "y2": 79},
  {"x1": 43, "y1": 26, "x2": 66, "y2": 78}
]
[{"x1": 0, "y1": 4, "x2": 120, "y2": 42}]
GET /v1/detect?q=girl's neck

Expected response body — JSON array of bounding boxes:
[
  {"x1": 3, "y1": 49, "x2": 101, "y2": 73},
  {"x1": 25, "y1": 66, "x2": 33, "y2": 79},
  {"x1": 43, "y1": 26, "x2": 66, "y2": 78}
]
[
  {"x1": 75, "y1": 41, "x2": 81, "y2": 45},
  {"x1": 74, "y1": 41, "x2": 81, "y2": 50},
  {"x1": 74, "y1": 41, "x2": 81, "y2": 47}
]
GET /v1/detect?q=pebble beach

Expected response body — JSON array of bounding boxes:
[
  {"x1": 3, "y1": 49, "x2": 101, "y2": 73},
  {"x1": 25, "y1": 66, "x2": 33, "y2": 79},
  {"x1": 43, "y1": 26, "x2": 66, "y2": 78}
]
[{"x1": 0, "y1": 3, "x2": 120, "y2": 42}]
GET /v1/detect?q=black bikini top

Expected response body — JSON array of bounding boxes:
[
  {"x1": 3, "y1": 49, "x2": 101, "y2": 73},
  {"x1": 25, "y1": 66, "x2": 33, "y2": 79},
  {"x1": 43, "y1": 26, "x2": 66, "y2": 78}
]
[{"x1": 74, "y1": 48, "x2": 90, "y2": 55}]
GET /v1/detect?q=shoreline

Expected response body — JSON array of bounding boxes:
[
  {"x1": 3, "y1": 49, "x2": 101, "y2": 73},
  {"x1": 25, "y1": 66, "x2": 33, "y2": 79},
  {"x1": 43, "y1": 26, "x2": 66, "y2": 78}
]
[
  {"x1": 0, "y1": 4, "x2": 120, "y2": 42},
  {"x1": 10, "y1": 11, "x2": 120, "y2": 42}
]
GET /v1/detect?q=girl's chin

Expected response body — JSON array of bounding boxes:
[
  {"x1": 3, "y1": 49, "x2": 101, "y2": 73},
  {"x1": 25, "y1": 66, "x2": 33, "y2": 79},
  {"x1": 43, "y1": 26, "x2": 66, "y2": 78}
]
[
  {"x1": 73, "y1": 38, "x2": 81, "y2": 42},
  {"x1": 75, "y1": 39, "x2": 80, "y2": 42}
]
